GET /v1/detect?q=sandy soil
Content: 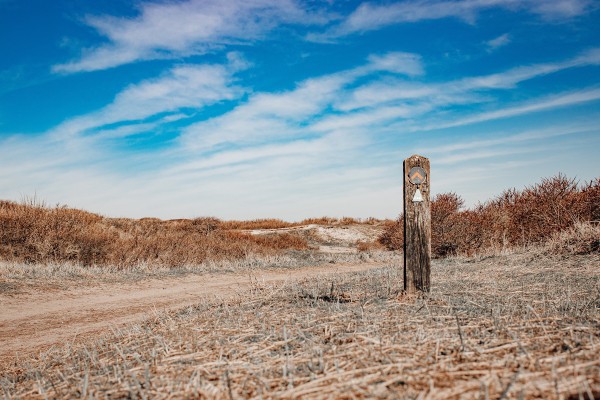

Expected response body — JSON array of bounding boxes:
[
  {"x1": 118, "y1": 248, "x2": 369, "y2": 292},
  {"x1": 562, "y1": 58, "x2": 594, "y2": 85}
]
[
  {"x1": 248, "y1": 224, "x2": 385, "y2": 253},
  {"x1": 0, "y1": 261, "x2": 386, "y2": 364}
]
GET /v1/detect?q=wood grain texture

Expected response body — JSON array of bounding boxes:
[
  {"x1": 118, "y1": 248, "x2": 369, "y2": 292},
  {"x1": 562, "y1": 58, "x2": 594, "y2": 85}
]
[{"x1": 403, "y1": 154, "x2": 431, "y2": 292}]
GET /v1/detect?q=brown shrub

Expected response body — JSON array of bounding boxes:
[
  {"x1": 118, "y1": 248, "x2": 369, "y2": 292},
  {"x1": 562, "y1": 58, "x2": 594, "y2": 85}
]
[
  {"x1": 580, "y1": 177, "x2": 600, "y2": 221},
  {"x1": 494, "y1": 174, "x2": 585, "y2": 246},
  {"x1": 378, "y1": 174, "x2": 600, "y2": 257},
  {"x1": 378, "y1": 217, "x2": 404, "y2": 251},
  {"x1": 431, "y1": 192, "x2": 463, "y2": 256},
  {"x1": 0, "y1": 200, "x2": 116, "y2": 265},
  {"x1": 300, "y1": 216, "x2": 383, "y2": 226},
  {"x1": 0, "y1": 203, "x2": 308, "y2": 268}
]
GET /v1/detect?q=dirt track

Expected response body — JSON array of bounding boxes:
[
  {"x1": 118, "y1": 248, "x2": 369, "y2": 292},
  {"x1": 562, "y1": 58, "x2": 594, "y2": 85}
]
[{"x1": 0, "y1": 261, "x2": 385, "y2": 363}]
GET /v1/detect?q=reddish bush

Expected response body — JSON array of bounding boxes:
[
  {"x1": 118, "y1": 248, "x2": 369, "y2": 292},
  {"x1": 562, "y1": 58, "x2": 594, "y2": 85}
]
[
  {"x1": 378, "y1": 174, "x2": 599, "y2": 257},
  {"x1": 431, "y1": 192, "x2": 464, "y2": 256},
  {"x1": 378, "y1": 217, "x2": 404, "y2": 251}
]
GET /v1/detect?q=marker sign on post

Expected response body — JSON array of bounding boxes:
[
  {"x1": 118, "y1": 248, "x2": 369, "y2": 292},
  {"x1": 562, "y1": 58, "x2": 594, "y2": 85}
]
[
  {"x1": 408, "y1": 167, "x2": 426, "y2": 185},
  {"x1": 412, "y1": 188, "x2": 423, "y2": 202},
  {"x1": 403, "y1": 155, "x2": 431, "y2": 293}
]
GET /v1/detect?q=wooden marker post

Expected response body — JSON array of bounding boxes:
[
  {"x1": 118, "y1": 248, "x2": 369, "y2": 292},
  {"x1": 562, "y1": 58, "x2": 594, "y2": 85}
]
[{"x1": 403, "y1": 154, "x2": 431, "y2": 293}]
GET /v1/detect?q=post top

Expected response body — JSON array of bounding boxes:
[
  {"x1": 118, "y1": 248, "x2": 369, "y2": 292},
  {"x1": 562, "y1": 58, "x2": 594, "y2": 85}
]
[{"x1": 404, "y1": 154, "x2": 429, "y2": 162}]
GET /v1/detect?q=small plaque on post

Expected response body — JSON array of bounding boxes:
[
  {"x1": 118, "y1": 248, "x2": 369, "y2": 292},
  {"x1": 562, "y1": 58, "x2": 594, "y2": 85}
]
[
  {"x1": 412, "y1": 188, "x2": 423, "y2": 202},
  {"x1": 408, "y1": 167, "x2": 427, "y2": 185}
]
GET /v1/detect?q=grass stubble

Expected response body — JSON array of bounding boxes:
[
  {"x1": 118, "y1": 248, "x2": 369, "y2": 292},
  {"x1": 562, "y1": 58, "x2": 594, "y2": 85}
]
[
  {"x1": 0, "y1": 251, "x2": 392, "y2": 295},
  {"x1": 1, "y1": 248, "x2": 598, "y2": 399}
]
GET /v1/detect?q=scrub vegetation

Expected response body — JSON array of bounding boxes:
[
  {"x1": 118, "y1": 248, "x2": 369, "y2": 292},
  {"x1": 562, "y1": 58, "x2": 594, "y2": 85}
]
[
  {"x1": 0, "y1": 202, "x2": 310, "y2": 268},
  {"x1": 1, "y1": 174, "x2": 596, "y2": 270},
  {"x1": 379, "y1": 174, "x2": 600, "y2": 257}
]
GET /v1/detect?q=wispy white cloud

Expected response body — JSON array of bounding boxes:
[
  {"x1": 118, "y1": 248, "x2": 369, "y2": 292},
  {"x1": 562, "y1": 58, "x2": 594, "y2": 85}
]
[
  {"x1": 528, "y1": 0, "x2": 593, "y2": 20},
  {"x1": 180, "y1": 51, "x2": 424, "y2": 151},
  {"x1": 455, "y1": 48, "x2": 600, "y2": 90},
  {"x1": 486, "y1": 33, "x2": 511, "y2": 52},
  {"x1": 179, "y1": 73, "x2": 347, "y2": 151},
  {"x1": 335, "y1": 79, "x2": 436, "y2": 112},
  {"x1": 169, "y1": 130, "x2": 368, "y2": 176},
  {"x1": 435, "y1": 146, "x2": 540, "y2": 165},
  {"x1": 309, "y1": 0, "x2": 592, "y2": 41},
  {"x1": 333, "y1": 48, "x2": 600, "y2": 112},
  {"x1": 366, "y1": 52, "x2": 424, "y2": 76},
  {"x1": 0, "y1": 57, "x2": 248, "y2": 207},
  {"x1": 412, "y1": 87, "x2": 600, "y2": 132},
  {"x1": 50, "y1": 55, "x2": 245, "y2": 140},
  {"x1": 423, "y1": 122, "x2": 600, "y2": 165},
  {"x1": 54, "y1": 0, "x2": 331, "y2": 73},
  {"x1": 424, "y1": 122, "x2": 600, "y2": 154},
  {"x1": 177, "y1": 48, "x2": 600, "y2": 178},
  {"x1": 55, "y1": 0, "x2": 594, "y2": 73}
]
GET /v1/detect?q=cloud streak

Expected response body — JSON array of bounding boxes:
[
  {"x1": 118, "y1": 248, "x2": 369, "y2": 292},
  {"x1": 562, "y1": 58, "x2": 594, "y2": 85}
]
[
  {"x1": 411, "y1": 87, "x2": 600, "y2": 132},
  {"x1": 180, "y1": 51, "x2": 425, "y2": 151},
  {"x1": 309, "y1": 0, "x2": 592, "y2": 41},
  {"x1": 54, "y1": 0, "x2": 594, "y2": 73},
  {"x1": 50, "y1": 55, "x2": 246, "y2": 141},
  {"x1": 54, "y1": 0, "x2": 330, "y2": 73},
  {"x1": 486, "y1": 33, "x2": 511, "y2": 52}
]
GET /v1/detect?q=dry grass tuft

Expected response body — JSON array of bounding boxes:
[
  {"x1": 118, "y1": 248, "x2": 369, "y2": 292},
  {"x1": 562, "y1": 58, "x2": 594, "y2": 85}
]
[
  {"x1": 2, "y1": 250, "x2": 599, "y2": 398},
  {"x1": 356, "y1": 239, "x2": 386, "y2": 252},
  {"x1": 546, "y1": 222, "x2": 600, "y2": 255}
]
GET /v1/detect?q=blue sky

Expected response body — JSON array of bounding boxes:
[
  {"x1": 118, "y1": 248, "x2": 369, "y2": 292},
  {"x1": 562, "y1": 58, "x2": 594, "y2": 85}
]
[{"x1": 1, "y1": 0, "x2": 599, "y2": 220}]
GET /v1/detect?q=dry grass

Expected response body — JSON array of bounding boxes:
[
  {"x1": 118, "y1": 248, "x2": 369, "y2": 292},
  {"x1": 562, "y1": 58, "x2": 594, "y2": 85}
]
[
  {"x1": 0, "y1": 251, "x2": 397, "y2": 294},
  {"x1": 381, "y1": 174, "x2": 600, "y2": 257},
  {"x1": 222, "y1": 217, "x2": 386, "y2": 230},
  {"x1": 356, "y1": 239, "x2": 386, "y2": 252},
  {"x1": 2, "y1": 250, "x2": 599, "y2": 399},
  {"x1": 220, "y1": 219, "x2": 299, "y2": 230},
  {"x1": 546, "y1": 222, "x2": 600, "y2": 256},
  {"x1": 0, "y1": 200, "x2": 310, "y2": 268},
  {"x1": 0, "y1": 199, "x2": 391, "y2": 270}
]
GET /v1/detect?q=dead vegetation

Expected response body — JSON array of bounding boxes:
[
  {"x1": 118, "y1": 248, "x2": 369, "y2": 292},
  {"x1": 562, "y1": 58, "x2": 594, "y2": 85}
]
[
  {"x1": 220, "y1": 217, "x2": 382, "y2": 230},
  {"x1": 0, "y1": 200, "x2": 390, "y2": 270},
  {"x1": 0, "y1": 251, "x2": 396, "y2": 294},
  {"x1": 0, "y1": 174, "x2": 599, "y2": 398},
  {"x1": 380, "y1": 174, "x2": 600, "y2": 257},
  {"x1": 546, "y1": 222, "x2": 600, "y2": 256},
  {"x1": 1, "y1": 249, "x2": 598, "y2": 399},
  {"x1": 0, "y1": 200, "x2": 310, "y2": 268},
  {"x1": 3, "y1": 174, "x2": 594, "y2": 270}
]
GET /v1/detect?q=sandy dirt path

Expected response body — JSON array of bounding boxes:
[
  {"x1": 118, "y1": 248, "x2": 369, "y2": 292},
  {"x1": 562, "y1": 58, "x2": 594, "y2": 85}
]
[{"x1": 0, "y1": 261, "x2": 386, "y2": 363}]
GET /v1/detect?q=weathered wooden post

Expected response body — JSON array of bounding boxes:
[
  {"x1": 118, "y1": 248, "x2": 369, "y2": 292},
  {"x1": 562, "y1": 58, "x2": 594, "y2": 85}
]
[{"x1": 403, "y1": 154, "x2": 431, "y2": 293}]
